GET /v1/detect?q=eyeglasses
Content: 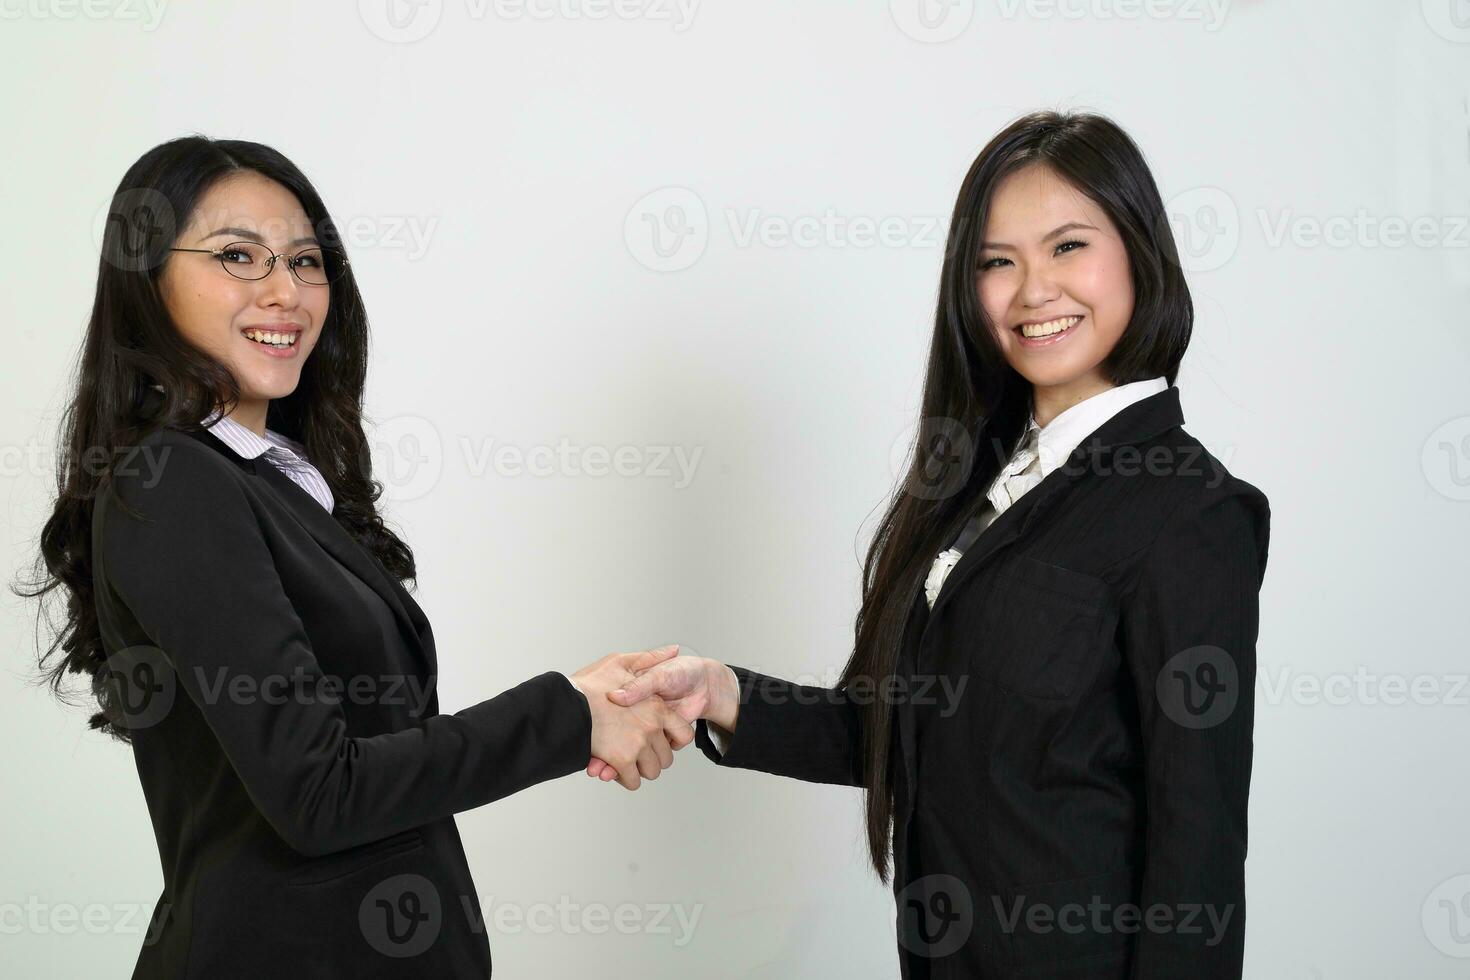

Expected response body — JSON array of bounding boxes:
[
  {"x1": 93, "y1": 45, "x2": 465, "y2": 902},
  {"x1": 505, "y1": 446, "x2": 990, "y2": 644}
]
[{"x1": 168, "y1": 241, "x2": 348, "y2": 286}]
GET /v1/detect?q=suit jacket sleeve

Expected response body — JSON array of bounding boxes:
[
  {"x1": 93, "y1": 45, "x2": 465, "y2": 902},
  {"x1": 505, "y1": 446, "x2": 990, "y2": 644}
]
[
  {"x1": 692, "y1": 665, "x2": 865, "y2": 786},
  {"x1": 96, "y1": 438, "x2": 593, "y2": 857},
  {"x1": 1121, "y1": 481, "x2": 1269, "y2": 978}
]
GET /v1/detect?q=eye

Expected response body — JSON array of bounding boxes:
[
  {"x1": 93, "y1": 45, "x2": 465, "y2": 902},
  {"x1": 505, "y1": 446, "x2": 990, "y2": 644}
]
[
  {"x1": 977, "y1": 238, "x2": 1088, "y2": 272},
  {"x1": 219, "y1": 247, "x2": 254, "y2": 264}
]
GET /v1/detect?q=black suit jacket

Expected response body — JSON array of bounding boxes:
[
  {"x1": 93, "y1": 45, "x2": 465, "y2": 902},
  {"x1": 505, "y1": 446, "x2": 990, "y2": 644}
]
[
  {"x1": 696, "y1": 384, "x2": 1270, "y2": 979},
  {"x1": 91, "y1": 412, "x2": 592, "y2": 978}
]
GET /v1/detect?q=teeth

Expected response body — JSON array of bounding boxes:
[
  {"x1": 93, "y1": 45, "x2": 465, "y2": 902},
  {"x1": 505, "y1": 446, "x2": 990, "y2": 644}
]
[
  {"x1": 1020, "y1": 315, "x2": 1081, "y2": 338},
  {"x1": 245, "y1": 329, "x2": 297, "y2": 346}
]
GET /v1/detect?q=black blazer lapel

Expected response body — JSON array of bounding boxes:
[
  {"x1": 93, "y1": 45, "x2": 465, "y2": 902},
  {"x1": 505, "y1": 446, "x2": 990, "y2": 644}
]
[
  {"x1": 175, "y1": 421, "x2": 435, "y2": 682},
  {"x1": 926, "y1": 383, "x2": 1185, "y2": 621}
]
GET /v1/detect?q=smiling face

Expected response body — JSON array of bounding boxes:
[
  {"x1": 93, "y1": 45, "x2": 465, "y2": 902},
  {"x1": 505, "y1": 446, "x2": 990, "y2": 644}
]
[
  {"x1": 158, "y1": 171, "x2": 329, "y2": 433},
  {"x1": 975, "y1": 163, "x2": 1134, "y2": 422}
]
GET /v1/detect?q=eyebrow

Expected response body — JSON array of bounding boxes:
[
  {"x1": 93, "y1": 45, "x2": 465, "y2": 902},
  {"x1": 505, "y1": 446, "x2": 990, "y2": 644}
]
[
  {"x1": 981, "y1": 222, "x2": 1098, "y2": 251},
  {"x1": 199, "y1": 227, "x2": 319, "y2": 247}
]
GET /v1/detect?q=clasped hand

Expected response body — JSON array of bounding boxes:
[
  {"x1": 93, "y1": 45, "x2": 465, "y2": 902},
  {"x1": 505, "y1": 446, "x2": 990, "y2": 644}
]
[
  {"x1": 568, "y1": 644, "x2": 695, "y2": 791},
  {"x1": 574, "y1": 647, "x2": 739, "y2": 790}
]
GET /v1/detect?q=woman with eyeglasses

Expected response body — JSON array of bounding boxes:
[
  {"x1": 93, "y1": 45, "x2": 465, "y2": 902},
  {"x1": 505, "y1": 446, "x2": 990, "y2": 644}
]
[
  {"x1": 21, "y1": 137, "x2": 692, "y2": 978},
  {"x1": 597, "y1": 110, "x2": 1271, "y2": 979}
]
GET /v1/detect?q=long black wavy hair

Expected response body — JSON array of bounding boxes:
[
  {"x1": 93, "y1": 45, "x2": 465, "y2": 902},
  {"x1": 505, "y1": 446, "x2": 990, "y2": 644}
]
[
  {"x1": 843, "y1": 109, "x2": 1194, "y2": 880},
  {"x1": 16, "y1": 135, "x2": 416, "y2": 743}
]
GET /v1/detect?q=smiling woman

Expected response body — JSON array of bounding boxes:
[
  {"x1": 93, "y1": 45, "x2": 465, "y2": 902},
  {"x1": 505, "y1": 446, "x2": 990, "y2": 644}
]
[
  {"x1": 595, "y1": 109, "x2": 1268, "y2": 980},
  {"x1": 16, "y1": 135, "x2": 693, "y2": 979}
]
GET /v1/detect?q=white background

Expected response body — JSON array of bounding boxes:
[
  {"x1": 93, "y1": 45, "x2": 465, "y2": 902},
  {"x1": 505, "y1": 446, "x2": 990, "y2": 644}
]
[{"x1": 2, "y1": 1, "x2": 1468, "y2": 976}]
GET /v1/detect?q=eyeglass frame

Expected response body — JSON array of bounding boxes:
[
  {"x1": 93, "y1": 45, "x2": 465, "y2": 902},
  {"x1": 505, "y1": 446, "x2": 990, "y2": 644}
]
[{"x1": 167, "y1": 241, "x2": 348, "y2": 285}]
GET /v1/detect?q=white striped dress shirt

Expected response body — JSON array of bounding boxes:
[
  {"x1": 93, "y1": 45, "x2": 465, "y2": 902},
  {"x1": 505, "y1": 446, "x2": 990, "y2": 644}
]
[
  {"x1": 203, "y1": 414, "x2": 335, "y2": 514},
  {"x1": 200, "y1": 412, "x2": 334, "y2": 513},
  {"x1": 146, "y1": 385, "x2": 334, "y2": 513}
]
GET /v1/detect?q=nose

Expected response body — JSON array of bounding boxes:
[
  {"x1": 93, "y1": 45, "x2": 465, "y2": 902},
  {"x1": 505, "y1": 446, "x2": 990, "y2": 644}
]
[
  {"x1": 1017, "y1": 260, "x2": 1061, "y2": 309},
  {"x1": 256, "y1": 254, "x2": 303, "y2": 308}
]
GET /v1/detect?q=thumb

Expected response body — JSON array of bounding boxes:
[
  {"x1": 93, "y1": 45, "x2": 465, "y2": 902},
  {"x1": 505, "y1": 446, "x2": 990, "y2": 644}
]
[{"x1": 607, "y1": 669, "x2": 663, "y2": 706}]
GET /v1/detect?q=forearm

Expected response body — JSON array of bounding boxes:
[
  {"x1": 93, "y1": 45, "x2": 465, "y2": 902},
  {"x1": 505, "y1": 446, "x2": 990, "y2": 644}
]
[{"x1": 694, "y1": 665, "x2": 866, "y2": 787}]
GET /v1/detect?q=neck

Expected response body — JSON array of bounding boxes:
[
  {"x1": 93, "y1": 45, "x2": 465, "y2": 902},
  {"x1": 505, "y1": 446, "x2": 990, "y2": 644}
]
[
  {"x1": 225, "y1": 398, "x2": 269, "y2": 438},
  {"x1": 1030, "y1": 374, "x2": 1116, "y2": 429}
]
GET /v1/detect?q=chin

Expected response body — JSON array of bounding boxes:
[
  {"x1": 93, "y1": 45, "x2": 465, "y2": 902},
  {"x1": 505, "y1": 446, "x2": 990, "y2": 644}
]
[{"x1": 247, "y1": 377, "x2": 303, "y2": 401}]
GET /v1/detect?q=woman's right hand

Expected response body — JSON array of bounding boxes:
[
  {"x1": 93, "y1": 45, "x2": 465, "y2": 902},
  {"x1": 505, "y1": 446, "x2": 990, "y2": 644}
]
[
  {"x1": 569, "y1": 646, "x2": 694, "y2": 791},
  {"x1": 585, "y1": 656, "x2": 740, "y2": 782}
]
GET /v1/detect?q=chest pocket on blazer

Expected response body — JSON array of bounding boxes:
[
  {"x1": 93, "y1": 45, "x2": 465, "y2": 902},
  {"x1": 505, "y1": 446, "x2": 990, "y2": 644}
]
[{"x1": 986, "y1": 557, "x2": 1110, "y2": 701}]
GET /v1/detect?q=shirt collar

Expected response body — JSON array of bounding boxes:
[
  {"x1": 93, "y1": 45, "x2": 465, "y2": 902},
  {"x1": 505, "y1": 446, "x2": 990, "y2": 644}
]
[
  {"x1": 148, "y1": 383, "x2": 308, "y2": 462},
  {"x1": 203, "y1": 412, "x2": 310, "y2": 462},
  {"x1": 1006, "y1": 376, "x2": 1170, "y2": 482}
]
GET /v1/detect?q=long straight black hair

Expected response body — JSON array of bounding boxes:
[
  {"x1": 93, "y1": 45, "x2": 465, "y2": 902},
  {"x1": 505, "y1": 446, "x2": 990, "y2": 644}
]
[
  {"x1": 842, "y1": 109, "x2": 1194, "y2": 880},
  {"x1": 17, "y1": 135, "x2": 415, "y2": 743}
]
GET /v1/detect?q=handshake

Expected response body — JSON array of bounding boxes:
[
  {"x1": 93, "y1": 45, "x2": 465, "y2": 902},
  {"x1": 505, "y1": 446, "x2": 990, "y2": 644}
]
[{"x1": 567, "y1": 644, "x2": 739, "y2": 790}]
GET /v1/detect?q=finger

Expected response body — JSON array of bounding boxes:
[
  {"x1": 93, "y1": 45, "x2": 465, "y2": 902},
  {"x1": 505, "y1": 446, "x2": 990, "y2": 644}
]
[
  {"x1": 665, "y1": 713, "x2": 696, "y2": 751},
  {"x1": 653, "y1": 732, "x2": 674, "y2": 771},
  {"x1": 607, "y1": 670, "x2": 660, "y2": 706},
  {"x1": 621, "y1": 643, "x2": 680, "y2": 674},
  {"x1": 615, "y1": 760, "x2": 641, "y2": 791},
  {"x1": 636, "y1": 745, "x2": 661, "y2": 782},
  {"x1": 599, "y1": 765, "x2": 619, "y2": 782},
  {"x1": 587, "y1": 757, "x2": 609, "y2": 778}
]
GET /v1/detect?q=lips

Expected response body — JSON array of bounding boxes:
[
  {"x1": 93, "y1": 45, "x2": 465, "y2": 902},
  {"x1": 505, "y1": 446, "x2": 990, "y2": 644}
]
[
  {"x1": 1014, "y1": 314, "x2": 1083, "y2": 347},
  {"x1": 241, "y1": 325, "x2": 303, "y2": 339},
  {"x1": 1014, "y1": 314, "x2": 1084, "y2": 334}
]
